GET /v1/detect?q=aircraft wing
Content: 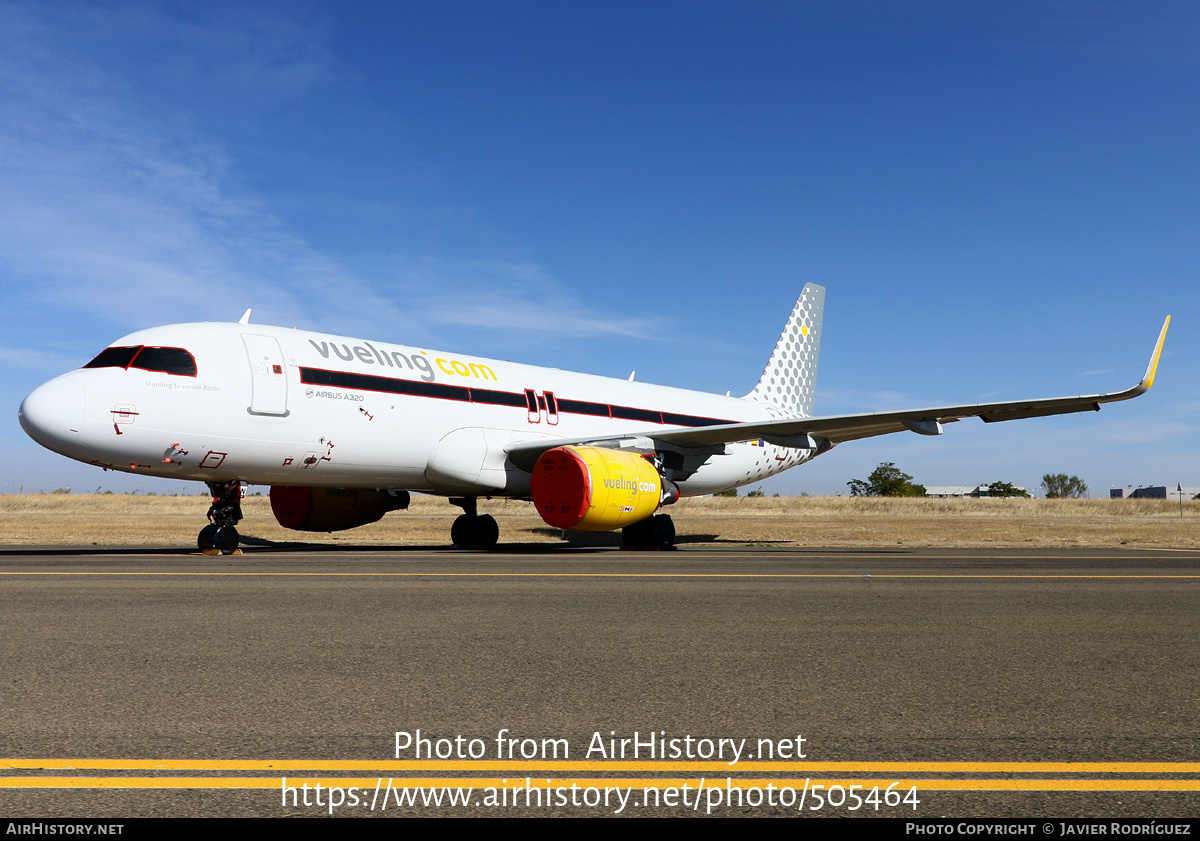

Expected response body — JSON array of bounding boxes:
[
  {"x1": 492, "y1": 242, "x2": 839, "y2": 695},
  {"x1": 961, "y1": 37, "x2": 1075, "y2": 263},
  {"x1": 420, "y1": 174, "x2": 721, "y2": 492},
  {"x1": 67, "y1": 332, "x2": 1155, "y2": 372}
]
[{"x1": 505, "y1": 316, "x2": 1169, "y2": 469}]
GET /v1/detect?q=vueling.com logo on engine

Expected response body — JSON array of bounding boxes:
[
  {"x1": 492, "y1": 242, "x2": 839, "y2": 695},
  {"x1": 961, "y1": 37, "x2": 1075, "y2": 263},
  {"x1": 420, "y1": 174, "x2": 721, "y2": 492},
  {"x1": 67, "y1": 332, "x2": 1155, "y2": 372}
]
[{"x1": 603, "y1": 477, "x2": 656, "y2": 493}]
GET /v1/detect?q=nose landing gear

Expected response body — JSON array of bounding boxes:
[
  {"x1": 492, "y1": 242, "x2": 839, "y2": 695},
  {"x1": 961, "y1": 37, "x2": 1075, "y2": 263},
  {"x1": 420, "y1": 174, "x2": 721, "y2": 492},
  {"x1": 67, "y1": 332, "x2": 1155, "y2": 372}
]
[{"x1": 199, "y1": 480, "x2": 244, "y2": 555}]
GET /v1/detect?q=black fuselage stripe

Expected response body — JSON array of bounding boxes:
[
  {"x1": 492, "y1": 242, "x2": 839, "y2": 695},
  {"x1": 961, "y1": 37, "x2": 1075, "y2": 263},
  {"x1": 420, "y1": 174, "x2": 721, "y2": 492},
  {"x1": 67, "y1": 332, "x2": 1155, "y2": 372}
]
[{"x1": 299, "y1": 367, "x2": 735, "y2": 428}]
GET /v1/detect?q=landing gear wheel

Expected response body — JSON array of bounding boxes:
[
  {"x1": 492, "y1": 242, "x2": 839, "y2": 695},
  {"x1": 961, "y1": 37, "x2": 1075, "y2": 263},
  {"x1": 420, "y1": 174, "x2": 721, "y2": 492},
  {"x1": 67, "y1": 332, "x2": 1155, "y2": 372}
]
[
  {"x1": 475, "y1": 514, "x2": 499, "y2": 550},
  {"x1": 198, "y1": 523, "x2": 240, "y2": 554},
  {"x1": 214, "y1": 525, "x2": 240, "y2": 554},
  {"x1": 198, "y1": 523, "x2": 218, "y2": 553},
  {"x1": 622, "y1": 514, "x2": 676, "y2": 550},
  {"x1": 451, "y1": 514, "x2": 471, "y2": 547},
  {"x1": 651, "y1": 514, "x2": 676, "y2": 550},
  {"x1": 451, "y1": 513, "x2": 499, "y2": 550}
]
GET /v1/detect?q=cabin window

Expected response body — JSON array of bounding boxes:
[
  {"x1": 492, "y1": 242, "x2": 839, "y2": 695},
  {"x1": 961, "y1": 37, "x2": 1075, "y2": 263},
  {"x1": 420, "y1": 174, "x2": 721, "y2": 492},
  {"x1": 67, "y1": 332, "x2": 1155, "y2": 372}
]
[{"x1": 82, "y1": 345, "x2": 197, "y2": 376}]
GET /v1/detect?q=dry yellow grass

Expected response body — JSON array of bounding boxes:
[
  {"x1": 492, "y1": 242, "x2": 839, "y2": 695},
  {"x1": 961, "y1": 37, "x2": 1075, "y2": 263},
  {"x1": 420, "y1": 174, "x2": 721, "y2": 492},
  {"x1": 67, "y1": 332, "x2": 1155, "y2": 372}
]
[
  {"x1": 669, "y1": 495, "x2": 1200, "y2": 547},
  {"x1": 0, "y1": 493, "x2": 1196, "y2": 548}
]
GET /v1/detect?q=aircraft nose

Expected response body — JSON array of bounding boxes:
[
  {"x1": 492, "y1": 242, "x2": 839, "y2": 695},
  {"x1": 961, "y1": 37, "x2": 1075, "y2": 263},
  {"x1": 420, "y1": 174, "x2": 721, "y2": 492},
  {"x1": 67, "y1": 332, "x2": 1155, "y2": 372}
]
[{"x1": 19, "y1": 376, "x2": 87, "y2": 457}]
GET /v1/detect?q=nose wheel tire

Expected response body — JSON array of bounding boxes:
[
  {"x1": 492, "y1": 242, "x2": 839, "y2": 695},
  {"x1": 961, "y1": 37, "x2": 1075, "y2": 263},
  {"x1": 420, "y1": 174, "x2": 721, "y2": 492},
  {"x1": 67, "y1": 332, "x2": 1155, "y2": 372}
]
[
  {"x1": 198, "y1": 523, "x2": 241, "y2": 555},
  {"x1": 198, "y1": 524, "x2": 217, "y2": 552},
  {"x1": 451, "y1": 514, "x2": 499, "y2": 550}
]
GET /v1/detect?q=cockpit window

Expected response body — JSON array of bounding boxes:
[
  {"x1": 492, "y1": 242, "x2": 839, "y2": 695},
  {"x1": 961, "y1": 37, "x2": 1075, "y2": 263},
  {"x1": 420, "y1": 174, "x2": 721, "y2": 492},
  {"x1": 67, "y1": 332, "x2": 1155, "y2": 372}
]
[
  {"x1": 83, "y1": 346, "x2": 141, "y2": 369},
  {"x1": 83, "y1": 345, "x2": 197, "y2": 376},
  {"x1": 130, "y1": 347, "x2": 197, "y2": 376}
]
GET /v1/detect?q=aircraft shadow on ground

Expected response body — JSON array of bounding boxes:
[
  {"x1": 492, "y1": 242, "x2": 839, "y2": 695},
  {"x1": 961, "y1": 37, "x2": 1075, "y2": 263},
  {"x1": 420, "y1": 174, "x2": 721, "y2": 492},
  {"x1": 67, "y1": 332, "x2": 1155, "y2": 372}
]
[
  {"x1": 0, "y1": 539, "x2": 630, "y2": 556},
  {"x1": 0, "y1": 538, "x2": 914, "y2": 557}
]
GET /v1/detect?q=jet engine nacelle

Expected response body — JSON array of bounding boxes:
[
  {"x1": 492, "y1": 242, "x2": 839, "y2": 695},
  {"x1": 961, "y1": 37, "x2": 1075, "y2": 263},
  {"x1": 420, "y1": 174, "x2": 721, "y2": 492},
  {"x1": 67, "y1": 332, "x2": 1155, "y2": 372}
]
[
  {"x1": 269, "y1": 486, "x2": 410, "y2": 532},
  {"x1": 532, "y1": 445, "x2": 663, "y2": 531}
]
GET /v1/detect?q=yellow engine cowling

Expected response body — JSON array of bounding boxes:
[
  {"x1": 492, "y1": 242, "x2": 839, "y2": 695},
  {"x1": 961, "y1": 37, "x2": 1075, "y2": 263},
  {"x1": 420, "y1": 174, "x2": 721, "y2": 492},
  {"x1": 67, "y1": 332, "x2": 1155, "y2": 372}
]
[
  {"x1": 269, "y1": 486, "x2": 407, "y2": 532},
  {"x1": 532, "y1": 446, "x2": 662, "y2": 531}
]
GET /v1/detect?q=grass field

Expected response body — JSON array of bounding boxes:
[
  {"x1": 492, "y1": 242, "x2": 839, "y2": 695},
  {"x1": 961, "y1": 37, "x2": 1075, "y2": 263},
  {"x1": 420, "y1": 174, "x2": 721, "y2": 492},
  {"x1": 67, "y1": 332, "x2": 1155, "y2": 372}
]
[{"x1": 1, "y1": 493, "x2": 1196, "y2": 548}]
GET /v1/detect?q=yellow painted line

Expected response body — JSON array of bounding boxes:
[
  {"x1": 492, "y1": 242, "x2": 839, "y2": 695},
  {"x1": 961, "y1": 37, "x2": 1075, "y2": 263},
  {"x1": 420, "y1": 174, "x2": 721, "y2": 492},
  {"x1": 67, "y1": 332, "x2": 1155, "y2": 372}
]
[
  {"x1": 1130, "y1": 547, "x2": 1200, "y2": 553},
  {"x1": 2, "y1": 572, "x2": 1200, "y2": 579},
  {"x1": 5, "y1": 759, "x2": 1200, "y2": 773},
  {"x1": 2, "y1": 777, "x2": 1199, "y2": 792}
]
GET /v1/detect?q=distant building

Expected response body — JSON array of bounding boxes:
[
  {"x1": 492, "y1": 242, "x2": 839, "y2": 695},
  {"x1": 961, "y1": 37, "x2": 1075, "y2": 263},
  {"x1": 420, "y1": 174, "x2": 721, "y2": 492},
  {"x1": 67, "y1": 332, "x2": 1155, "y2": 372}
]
[
  {"x1": 925, "y1": 486, "x2": 974, "y2": 498},
  {"x1": 925, "y1": 484, "x2": 1027, "y2": 498},
  {"x1": 1110, "y1": 485, "x2": 1200, "y2": 500}
]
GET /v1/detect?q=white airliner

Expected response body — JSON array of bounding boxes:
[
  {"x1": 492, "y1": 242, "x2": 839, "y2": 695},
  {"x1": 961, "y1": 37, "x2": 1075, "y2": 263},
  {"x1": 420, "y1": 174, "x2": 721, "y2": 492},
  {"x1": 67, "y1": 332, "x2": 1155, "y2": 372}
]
[{"x1": 19, "y1": 285, "x2": 1169, "y2": 552}]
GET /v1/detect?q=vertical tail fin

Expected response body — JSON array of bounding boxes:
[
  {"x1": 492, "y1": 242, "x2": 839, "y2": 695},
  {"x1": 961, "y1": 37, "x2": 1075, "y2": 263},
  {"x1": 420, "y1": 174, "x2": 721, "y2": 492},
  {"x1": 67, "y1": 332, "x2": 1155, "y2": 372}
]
[{"x1": 744, "y1": 284, "x2": 824, "y2": 417}]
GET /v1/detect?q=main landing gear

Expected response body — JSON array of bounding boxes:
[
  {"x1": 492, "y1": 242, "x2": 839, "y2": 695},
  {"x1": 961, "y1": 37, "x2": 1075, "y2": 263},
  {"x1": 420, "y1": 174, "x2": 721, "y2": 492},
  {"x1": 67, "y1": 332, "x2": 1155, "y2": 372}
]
[
  {"x1": 622, "y1": 513, "x2": 676, "y2": 550},
  {"x1": 199, "y1": 480, "x2": 243, "y2": 555},
  {"x1": 449, "y1": 497, "x2": 499, "y2": 550}
]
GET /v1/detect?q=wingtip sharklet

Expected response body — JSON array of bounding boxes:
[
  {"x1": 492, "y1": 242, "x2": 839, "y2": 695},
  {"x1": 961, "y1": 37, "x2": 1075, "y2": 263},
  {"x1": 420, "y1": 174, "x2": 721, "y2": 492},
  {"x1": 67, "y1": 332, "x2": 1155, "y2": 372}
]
[{"x1": 1140, "y1": 315, "x2": 1170, "y2": 390}]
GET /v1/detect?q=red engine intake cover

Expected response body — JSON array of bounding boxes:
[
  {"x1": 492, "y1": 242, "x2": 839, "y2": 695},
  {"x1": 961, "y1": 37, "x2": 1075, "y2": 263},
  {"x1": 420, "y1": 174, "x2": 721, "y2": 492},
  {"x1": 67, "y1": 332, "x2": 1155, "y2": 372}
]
[
  {"x1": 532, "y1": 447, "x2": 592, "y2": 529},
  {"x1": 269, "y1": 486, "x2": 400, "y2": 532},
  {"x1": 269, "y1": 485, "x2": 313, "y2": 530}
]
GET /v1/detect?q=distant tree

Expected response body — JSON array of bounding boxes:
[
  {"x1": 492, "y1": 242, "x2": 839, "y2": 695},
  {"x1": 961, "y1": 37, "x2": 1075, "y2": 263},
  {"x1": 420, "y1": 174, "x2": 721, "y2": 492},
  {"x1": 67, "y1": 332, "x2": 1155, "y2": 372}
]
[
  {"x1": 1041, "y1": 473, "x2": 1088, "y2": 499},
  {"x1": 746, "y1": 487, "x2": 765, "y2": 498},
  {"x1": 713, "y1": 488, "x2": 738, "y2": 497},
  {"x1": 987, "y1": 481, "x2": 1029, "y2": 498},
  {"x1": 848, "y1": 463, "x2": 926, "y2": 497}
]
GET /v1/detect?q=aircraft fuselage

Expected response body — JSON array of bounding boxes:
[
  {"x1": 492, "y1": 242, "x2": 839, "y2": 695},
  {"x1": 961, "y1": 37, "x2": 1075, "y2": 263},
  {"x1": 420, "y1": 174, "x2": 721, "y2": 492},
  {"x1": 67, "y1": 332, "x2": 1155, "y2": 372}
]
[{"x1": 19, "y1": 321, "x2": 813, "y2": 497}]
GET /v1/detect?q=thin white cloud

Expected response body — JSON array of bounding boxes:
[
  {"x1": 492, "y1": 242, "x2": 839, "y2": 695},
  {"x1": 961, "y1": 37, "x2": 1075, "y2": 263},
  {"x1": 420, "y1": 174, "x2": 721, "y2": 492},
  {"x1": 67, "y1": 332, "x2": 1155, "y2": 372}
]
[
  {"x1": 369, "y1": 255, "x2": 671, "y2": 346},
  {"x1": 0, "y1": 4, "x2": 334, "y2": 327},
  {"x1": 816, "y1": 388, "x2": 930, "y2": 413},
  {"x1": 0, "y1": 3, "x2": 657, "y2": 359}
]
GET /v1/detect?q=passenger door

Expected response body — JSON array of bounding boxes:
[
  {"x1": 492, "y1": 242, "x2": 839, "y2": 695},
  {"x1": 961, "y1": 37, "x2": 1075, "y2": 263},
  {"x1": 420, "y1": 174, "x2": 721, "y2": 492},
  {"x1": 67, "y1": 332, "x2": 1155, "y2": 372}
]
[{"x1": 242, "y1": 334, "x2": 289, "y2": 416}]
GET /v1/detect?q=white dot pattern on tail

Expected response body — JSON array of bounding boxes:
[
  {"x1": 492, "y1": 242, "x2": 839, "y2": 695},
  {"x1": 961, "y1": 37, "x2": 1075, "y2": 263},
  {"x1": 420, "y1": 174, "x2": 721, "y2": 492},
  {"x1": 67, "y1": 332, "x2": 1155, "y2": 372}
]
[{"x1": 748, "y1": 285, "x2": 824, "y2": 418}]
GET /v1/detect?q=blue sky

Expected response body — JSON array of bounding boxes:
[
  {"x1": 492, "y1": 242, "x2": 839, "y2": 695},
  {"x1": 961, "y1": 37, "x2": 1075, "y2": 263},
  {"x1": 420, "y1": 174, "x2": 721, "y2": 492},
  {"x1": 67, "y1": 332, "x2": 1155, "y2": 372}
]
[{"x1": 1, "y1": 1, "x2": 1196, "y2": 497}]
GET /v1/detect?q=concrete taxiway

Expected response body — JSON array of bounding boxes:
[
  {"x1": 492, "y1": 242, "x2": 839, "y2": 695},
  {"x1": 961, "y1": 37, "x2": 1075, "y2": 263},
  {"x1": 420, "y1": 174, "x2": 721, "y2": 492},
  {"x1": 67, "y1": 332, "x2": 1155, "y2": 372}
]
[{"x1": 1, "y1": 544, "x2": 1198, "y2": 818}]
